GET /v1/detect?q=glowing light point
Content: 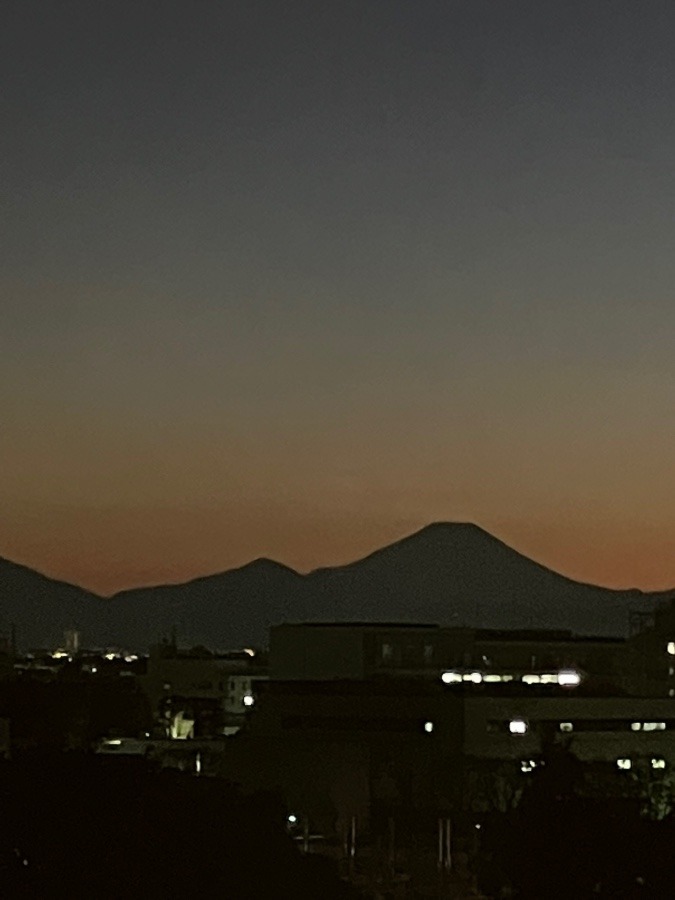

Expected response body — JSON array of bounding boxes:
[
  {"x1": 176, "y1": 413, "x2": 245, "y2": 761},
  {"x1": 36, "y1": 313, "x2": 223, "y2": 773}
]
[
  {"x1": 509, "y1": 718, "x2": 528, "y2": 735},
  {"x1": 558, "y1": 670, "x2": 581, "y2": 687},
  {"x1": 424, "y1": 721, "x2": 434, "y2": 733}
]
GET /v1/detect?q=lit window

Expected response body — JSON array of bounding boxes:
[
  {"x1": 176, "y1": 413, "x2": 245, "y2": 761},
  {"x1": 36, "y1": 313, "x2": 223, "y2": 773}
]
[
  {"x1": 669, "y1": 667, "x2": 675, "y2": 677},
  {"x1": 559, "y1": 722, "x2": 573, "y2": 733},
  {"x1": 631, "y1": 722, "x2": 642, "y2": 731},
  {"x1": 243, "y1": 694, "x2": 254, "y2": 707},
  {"x1": 540, "y1": 673, "x2": 558, "y2": 684},
  {"x1": 651, "y1": 758, "x2": 666, "y2": 770},
  {"x1": 643, "y1": 722, "x2": 666, "y2": 732},
  {"x1": 509, "y1": 718, "x2": 528, "y2": 735},
  {"x1": 520, "y1": 759, "x2": 536, "y2": 773},
  {"x1": 558, "y1": 670, "x2": 581, "y2": 687},
  {"x1": 522, "y1": 674, "x2": 541, "y2": 685},
  {"x1": 462, "y1": 672, "x2": 483, "y2": 683},
  {"x1": 287, "y1": 814, "x2": 297, "y2": 824},
  {"x1": 617, "y1": 758, "x2": 632, "y2": 770},
  {"x1": 483, "y1": 674, "x2": 503, "y2": 683},
  {"x1": 424, "y1": 721, "x2": 434, "y2": 733},
  {"x1": 667, "y1": 642, "x2": 675, "y2": 656},
  {"x1": 441, "y1": 671, "x2": 462, "y2": 684}
]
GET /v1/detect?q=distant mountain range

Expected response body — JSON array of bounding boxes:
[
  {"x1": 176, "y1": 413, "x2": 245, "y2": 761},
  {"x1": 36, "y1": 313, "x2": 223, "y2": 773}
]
[{"x1": 1, "y1": 523, "x2": 673, "y2": 651}]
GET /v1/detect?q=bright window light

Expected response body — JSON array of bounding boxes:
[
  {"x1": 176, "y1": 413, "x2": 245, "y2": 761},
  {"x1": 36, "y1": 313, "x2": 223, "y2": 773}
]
[
  {"x1": 559, "y1": 722, "x2": 573, "y2": 732},
  {"x1": 643, "y1": 722, "x2": 666, "y2": 732},
  {"x1": 522, "y1": 674, "x2": 541, "y2": 684},
  {"x1": 617, "y1": 758, "x2": 632, "y2": 770},
  {"x1": 520, "y1": 760, "x2": 536, "y2": 773},
  {"x1": 483, "y1": 674, "x2": 503, "y2": 683},
  {"x1": 441, "y1": 671, "x2": 462, "y2": 684},
  {"x1": 667, "y1": 642, "x2": 675, "y2": 656},
  {"x1": 651, "y1": 758, "x2": 666, "y2": 770},
  {"x1": 424, "y1": 721, "x2": 434, "y2": 733},
  {"x1": 243, "y1": 694, "x2": 254, "y2": 707},
  {"x1": 558, "y1": 670, "x2": 581, "y2": 687},
  {"x1": 287, "y1": 814, "x2": 297, "y2": 824},
  {"x1": 631, "y1": 722, "x2": 642, "y2": 731},
  {"x1": 509, "y1": 718, "x2": 528, "y2": 735}
]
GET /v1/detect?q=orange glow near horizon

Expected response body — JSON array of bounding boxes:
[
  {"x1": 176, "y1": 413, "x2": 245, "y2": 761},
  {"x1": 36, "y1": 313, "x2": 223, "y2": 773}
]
[{"x1": 2, "y1": 501, "x2": 675, "y2": 597}]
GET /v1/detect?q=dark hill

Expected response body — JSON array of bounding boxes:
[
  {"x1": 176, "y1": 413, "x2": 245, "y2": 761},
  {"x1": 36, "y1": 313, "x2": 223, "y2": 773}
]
[{"x1": 0, "y1": 557, "x2": 106, "y2": 650}]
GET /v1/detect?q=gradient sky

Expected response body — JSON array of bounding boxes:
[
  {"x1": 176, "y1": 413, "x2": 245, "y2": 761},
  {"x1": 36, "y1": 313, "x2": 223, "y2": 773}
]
[{"x1": 3, "y1": 0, "x2": 675, "y2": 595}]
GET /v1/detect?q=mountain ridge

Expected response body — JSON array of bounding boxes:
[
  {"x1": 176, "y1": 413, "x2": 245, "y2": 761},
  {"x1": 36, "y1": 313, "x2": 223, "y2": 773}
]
[{"x1": 1, "y1": 522, "x2": 674, "y2": 650}]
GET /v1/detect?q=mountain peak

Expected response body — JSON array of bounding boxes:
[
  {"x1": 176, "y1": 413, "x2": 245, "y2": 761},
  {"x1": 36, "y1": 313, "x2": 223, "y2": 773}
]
[
  {"x1": 235, "y1": 558, "x2": 298, "y2": 576},
  {"x1": 413, "y1": 521, "x2": 489, "y2": 539}
]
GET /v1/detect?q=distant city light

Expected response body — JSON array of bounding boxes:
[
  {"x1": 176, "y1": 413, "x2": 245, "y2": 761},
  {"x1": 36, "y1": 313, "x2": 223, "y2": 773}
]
[
  {"x1": 651, "y1": 758, "x2": 666, "y2": 770},
  {"x1": 243, "y1": 648, "x2": 255, "y2": 657},
  {"x1": 441, "y1": 671, "x2": 462, "y2": 684},
  {"x1": 667, "y1": 642, "x2": 675, "y2": 656},
  {"x1": 195, "y1": 752, "x2": 202, "y2": 774},
  {"x1": 424, "y1": 721, "x2": 434, "y2": 733},
  {"x1": 509, "y1": 719, "x2": 528, "y2": 735},
  {"x1": 617, "y1": 758, "x2": 632, "y2": 770},
  {"x1": 103, "y1": 739, "x2": 122, "y2": 746},
  {"x1": 559, "y1": 722, "x2": 573, "y2": 732},
  {"x1": 243, "y1": 694, "x2": 254, "y2": 707},
  {"x1": 51, "y1": 650, "x2": 68, "y2": 659},
  {"x1": 287, "y1": 814, "x2": 298, "y2": 824},
  {"x1": 520, "y1": 760, "x2": 536, "y2": 773}
]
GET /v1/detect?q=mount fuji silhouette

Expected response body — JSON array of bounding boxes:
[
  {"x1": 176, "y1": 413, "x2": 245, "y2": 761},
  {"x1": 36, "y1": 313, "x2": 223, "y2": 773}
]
[{"x1": 2, "y1": 523, "x2": 673, "y2": 650}]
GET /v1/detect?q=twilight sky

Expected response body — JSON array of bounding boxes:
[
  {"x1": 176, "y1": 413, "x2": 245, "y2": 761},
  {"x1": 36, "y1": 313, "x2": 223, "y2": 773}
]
[{"x1": 3, "y1": 0, "x2": 675, "y2": 595}]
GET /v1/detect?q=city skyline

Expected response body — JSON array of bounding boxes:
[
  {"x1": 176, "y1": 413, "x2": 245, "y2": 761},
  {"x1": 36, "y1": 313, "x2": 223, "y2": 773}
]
[{"x1": 4, "y1": 1, "x2": 675, "y2": 595}]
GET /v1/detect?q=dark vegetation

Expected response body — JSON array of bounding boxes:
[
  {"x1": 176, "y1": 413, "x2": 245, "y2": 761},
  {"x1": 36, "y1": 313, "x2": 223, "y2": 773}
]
[
  {"x1": 477, "y1": 745, "x2": 675, "y2": 898},
  {"x1": 0, "y1": 754, "x2": 357, "y2": 899}
]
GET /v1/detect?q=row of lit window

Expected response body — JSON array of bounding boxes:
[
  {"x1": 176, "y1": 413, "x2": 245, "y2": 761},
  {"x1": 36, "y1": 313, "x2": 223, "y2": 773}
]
[
  {"x1": 506, "y1": 719, "x2": 670, "y2": 735},
  {"x1": 441, "y1": 670, "x2": 580, "y2": 687},
  {"x1": 519, "y1": 757, "x2": 667, "y2": 773},
  {"x1": 618, "y1": 758, "x2": 666, "y2": 770}
]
